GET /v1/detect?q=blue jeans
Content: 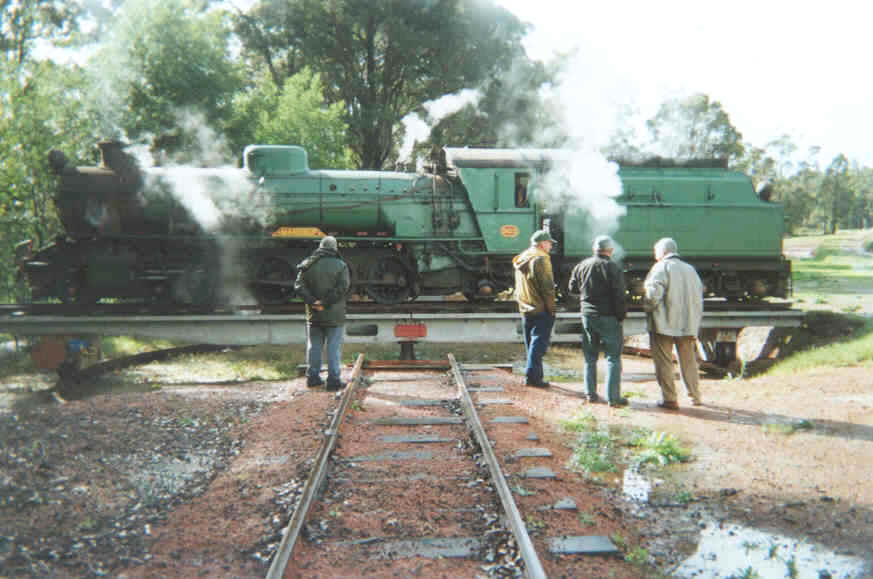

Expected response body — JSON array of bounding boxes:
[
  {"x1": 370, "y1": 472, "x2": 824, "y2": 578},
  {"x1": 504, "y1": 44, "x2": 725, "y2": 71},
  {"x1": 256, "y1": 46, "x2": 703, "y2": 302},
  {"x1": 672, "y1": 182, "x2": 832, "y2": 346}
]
[
  {"x1": 306, "y1": 324, "x2": 345, "y2": 383},
  {"x1": 522, "y1": 311, "x2": 555, "y2": 384},
  {"x1": 581, "y1": 315, "x2": 623, "y2": 402}
]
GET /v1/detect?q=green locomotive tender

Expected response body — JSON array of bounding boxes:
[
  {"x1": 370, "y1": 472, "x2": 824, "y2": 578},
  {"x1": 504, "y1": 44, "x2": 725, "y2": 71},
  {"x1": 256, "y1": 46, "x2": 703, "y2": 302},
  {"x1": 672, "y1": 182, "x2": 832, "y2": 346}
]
[{"x1": 16, "y1": 141, "x2": 790, "y2": 306}]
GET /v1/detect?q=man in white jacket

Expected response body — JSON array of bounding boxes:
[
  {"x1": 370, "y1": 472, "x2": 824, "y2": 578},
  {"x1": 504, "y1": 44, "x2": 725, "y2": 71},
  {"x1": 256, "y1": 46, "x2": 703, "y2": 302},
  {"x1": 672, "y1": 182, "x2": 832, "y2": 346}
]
[{"x1": 643, "y1": 238, "x2": 704, "y2": 410}]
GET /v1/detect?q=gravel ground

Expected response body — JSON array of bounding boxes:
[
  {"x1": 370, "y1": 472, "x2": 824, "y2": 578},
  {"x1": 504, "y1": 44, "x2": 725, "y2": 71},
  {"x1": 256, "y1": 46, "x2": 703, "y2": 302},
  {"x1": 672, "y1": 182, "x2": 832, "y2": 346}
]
[{"x1": 1, "y1": 318, "x2": 872, "y2": 578}]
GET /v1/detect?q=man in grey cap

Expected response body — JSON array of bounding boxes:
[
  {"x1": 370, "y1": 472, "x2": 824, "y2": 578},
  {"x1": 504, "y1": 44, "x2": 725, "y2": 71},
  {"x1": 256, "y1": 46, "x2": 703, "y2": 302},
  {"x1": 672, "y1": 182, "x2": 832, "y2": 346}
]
[
  {"x1": 512, "y1": 229, "x2": 557, "y2": 388},
  {"x1": 568, "y1": 235, "x2": 628, "y2": 406},
  {"x1": 295, "y1": 236, "x2": 350, "y2": 391}
]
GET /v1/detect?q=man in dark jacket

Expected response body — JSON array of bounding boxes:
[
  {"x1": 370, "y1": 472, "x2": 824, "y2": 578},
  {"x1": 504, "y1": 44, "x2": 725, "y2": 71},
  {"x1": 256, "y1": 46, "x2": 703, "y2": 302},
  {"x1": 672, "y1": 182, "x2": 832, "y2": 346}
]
[
  {"x1": 568, "y1": 235, "x2": 628, "y2": 406},
  {"x1": 513, "y1": 229, "x2": 557, "y2": 388},
  {"x1": 294, "y1": 236, "x2": 350, "y2": 391}
]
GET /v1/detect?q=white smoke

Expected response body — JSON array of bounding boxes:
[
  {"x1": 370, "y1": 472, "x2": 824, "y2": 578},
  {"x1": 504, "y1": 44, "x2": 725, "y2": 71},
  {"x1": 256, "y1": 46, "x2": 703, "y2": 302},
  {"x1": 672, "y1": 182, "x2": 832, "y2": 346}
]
[
  {"x1": 525, "y1": 47, "x2": 642, "y2": 249},
  {"x1": 398, "y1": 88, "x2": 482, "y2": 166},
  {"x1": 134, "y1": 112, "x2": 267, "y2": 305}
]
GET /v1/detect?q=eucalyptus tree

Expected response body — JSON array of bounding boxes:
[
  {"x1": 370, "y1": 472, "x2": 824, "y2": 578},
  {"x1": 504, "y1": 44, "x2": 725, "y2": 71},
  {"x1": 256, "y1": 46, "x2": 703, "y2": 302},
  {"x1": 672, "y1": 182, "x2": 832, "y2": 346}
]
[
  {"x1": 234, "y1": 0, "x2": 529, "y2": 168},
  {"x1": 645, "y1": 93, "x2": 745, "y2": 164},
  {"x1": 819, "y1": 154, "x2": 851, "y2": 234}
]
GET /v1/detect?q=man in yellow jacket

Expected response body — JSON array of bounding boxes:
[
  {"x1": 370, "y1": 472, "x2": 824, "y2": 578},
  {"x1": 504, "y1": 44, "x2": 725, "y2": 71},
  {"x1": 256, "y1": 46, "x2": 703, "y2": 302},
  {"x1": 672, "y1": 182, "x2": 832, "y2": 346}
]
[{"x1": 513, "y1": 229, "x2": 557, "y2": 387}]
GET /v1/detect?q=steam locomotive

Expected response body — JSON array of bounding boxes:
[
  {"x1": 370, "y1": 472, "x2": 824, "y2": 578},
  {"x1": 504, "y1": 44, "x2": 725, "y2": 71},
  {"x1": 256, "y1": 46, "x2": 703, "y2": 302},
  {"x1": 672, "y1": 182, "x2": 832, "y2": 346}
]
[{"x1": 15, "y1": 141, "x2": 791, "y2": 306}]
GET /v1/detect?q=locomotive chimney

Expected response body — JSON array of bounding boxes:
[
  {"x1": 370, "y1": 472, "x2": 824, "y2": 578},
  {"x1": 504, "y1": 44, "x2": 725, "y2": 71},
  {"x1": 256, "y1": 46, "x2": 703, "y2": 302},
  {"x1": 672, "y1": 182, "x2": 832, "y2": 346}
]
[
  {"x1": 96, "y1": 140, "x2": 143, "y2": 188},
  {"x1": 98, "y1": 141, "x2": 126, "y2": 170}
]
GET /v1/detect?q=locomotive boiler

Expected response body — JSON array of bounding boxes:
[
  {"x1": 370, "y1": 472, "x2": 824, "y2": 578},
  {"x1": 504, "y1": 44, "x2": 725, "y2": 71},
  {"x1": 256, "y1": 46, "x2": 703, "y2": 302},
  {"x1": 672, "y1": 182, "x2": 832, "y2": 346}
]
[{"x1": 15, "y1": 141, "x2": 791, "y2": 306}]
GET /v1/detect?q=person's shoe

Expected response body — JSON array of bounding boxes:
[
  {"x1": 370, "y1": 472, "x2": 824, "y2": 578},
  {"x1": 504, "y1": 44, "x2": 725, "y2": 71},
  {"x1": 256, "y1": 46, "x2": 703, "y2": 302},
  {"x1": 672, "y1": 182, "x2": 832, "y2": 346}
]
[
  {"x1": 525, "y1": 381, "x2": 550, "y2": 388},
  {"x1": 608, "y1": 397, "x2": 629, "y2": 407},
  {"x1": 306, "y1": 377, "x2": 324, "y2": 388},
  {"x1": 325, "y1": 380, "x2": 346, "y2": 392},
  {"x1": 691, "y1": 398, "x2": 704, "y2": 406},
  {"x1": 657, "y1": 400, "x2": 680, "y2": 411},
  {"x1": 586, "y1": 393, "x2": 601, "y2": 403}
]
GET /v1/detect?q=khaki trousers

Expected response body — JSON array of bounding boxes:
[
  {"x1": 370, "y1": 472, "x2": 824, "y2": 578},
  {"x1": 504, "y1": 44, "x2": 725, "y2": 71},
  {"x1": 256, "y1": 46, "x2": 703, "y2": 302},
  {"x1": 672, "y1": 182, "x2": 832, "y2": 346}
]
[{"x1": 651, "y1": 333, "x2": 701, "y2": 404}]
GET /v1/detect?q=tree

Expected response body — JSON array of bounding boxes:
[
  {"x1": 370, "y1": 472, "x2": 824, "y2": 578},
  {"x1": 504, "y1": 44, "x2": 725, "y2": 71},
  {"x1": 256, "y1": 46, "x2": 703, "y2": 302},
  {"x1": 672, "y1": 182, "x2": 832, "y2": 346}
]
[
  {"x1": 230, "y1": 68, "x2": 354, "y2": 169},
  {"x1": 0, "y1": 0, "x2": 82, "y2": 64},
  {"x1": 819, "y1": 154, "x2": 850, "y2": 234},
  {"x1": 847, "y1": 166, "x2": 873, "y2": 229},
  {"x1": 93, "y1": 0, "x2": 243, "y2": 160},
  {"x1": 0, "y1": 59, "x2": 96, "y2": 300},
  {"x1": 646, "y1": 93, "x2": 744, "y2": 163},
  {"x1": 235, "y1": 0, "x2": 529, "y2": 168}
]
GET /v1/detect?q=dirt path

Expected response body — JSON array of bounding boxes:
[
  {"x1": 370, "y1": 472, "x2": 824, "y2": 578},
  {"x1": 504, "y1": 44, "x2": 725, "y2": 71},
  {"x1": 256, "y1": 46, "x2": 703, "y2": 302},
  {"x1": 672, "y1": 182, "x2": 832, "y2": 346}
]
[{"x1": 547, "y1": 355, "x2": 873, "y2": 576}]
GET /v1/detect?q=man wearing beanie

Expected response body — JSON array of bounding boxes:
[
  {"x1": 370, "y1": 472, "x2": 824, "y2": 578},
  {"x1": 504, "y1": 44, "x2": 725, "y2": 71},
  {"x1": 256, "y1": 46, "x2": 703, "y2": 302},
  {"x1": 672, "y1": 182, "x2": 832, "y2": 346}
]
[
  {"x1": 512, "y1": 229, "x2": 557, "y2": 388},
  {"x1": 568, "y1": 235, "x2": 628, "y2": 407},
  {"x1": 294, "y1": 236, "x2": 350, "y2": 391}
]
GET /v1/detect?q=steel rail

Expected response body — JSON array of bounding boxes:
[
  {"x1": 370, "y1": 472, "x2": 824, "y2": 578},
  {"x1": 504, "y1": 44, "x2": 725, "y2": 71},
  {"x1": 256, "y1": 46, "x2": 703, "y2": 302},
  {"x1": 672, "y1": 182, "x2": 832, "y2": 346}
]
[
  {"x1": 265, "y1": 353, "x2": 366, "y2": 579},
  {"x1": 448, "y1": 354, "x2": 547, "y2": 579}
]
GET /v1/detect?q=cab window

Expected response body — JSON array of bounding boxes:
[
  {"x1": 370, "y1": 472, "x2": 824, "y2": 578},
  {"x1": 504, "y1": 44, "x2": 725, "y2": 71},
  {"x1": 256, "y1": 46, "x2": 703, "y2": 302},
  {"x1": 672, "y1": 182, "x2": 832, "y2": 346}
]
[{"x1": 515, "y1": 173, "x2": 530, "y2": 208}]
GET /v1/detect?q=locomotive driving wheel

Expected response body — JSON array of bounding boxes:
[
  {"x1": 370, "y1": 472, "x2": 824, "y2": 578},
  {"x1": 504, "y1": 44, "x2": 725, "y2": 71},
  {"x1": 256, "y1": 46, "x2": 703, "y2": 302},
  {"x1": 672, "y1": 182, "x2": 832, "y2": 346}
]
[
  {"x1": 366, "y1": 256, "x2": 413, "y2": 304},
  {"x1": 255, "y1": 257, "x2": 295, "y2": 305}
]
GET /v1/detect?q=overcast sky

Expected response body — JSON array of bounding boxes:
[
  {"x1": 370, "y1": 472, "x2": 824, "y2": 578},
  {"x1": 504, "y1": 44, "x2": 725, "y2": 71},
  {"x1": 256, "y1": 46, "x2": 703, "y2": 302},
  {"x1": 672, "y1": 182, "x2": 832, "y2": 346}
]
[{"x1": 497, "y1": 0, "x2": 872, "y2": 167}]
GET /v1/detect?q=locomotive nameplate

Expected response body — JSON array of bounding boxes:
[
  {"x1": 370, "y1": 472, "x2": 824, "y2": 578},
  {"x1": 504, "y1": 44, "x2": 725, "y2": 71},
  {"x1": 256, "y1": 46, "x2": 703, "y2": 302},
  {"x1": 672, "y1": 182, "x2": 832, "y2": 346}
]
[
  {"x1": 500, "y1": 225, "x2": 520, "y2": 238},
  {"x1": 272, "y1": 227, "x2": 326, "y2": 238}
]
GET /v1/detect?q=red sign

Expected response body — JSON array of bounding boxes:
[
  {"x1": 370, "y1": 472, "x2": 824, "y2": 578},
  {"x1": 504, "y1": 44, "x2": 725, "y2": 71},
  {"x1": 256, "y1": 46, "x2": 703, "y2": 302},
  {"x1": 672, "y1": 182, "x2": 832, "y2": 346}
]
[
  {"x1": 394, "y1": 323, "x2": 427, "y2": 339},
  {"x1": 500, "y1": 225, "x2": 520, "y2": 238}
]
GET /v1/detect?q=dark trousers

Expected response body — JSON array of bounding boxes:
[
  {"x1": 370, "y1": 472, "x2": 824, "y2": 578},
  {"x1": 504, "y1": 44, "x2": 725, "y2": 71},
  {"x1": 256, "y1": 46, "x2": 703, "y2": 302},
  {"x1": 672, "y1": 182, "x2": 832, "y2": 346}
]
[
  {"x1": 581, "y1": 314, "x2": 623, "y2": 402},
  {"x1": 522, "y1": 311, "x2": 555, "y2": 384}
]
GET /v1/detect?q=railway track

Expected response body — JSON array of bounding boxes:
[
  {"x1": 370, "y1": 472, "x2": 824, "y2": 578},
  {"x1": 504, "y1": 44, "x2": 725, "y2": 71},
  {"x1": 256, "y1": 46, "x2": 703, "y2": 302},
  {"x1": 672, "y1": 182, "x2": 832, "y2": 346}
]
[{"x1": 265, "y1": 355, "x2": 625, "y2": 578}]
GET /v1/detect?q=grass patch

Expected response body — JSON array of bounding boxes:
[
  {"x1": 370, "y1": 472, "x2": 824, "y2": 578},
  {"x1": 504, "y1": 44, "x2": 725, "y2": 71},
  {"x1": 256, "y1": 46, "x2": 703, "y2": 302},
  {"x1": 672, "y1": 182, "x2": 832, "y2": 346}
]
[{"x1": 767, "y1": 313, "x2": 873, "y2": 374}]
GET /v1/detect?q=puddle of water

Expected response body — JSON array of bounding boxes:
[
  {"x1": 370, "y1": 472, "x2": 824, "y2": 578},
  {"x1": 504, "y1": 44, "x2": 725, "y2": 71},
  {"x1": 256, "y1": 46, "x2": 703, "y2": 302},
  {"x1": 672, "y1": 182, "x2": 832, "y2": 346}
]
[
  {"x1": 673, "y1": 520, "x2": 868, "y2": 578},
  {"x1": 622, "y1": 468, "x2": 651, "y2": 502}
]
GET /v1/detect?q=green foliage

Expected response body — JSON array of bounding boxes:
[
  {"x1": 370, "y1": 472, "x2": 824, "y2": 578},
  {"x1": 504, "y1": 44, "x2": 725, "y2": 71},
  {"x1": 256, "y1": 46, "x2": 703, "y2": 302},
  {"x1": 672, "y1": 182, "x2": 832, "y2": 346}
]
[
  {"x1": 624, "y1": 546, "x2": 649, "y2": 567},
  {"x1": 0, "y1": 57, "x2": 94, "y2": 300},
  {"x1": 785, "y1": 556, "x2": 798, "y2": 579},
  {"x1": 231, "y1": 68, "x2": 354, "y2": 169},
  {"x1": 568, "y1": 428, "x2": 618, "y2": 474},
  {"x1": 733, "y1": 566, "x2": 761, "y2": 579},
  {"x1": 97, "y1": 0, "x2": 244, "y2": 158},
  {"x1": 630, "y1": 431, "x2": 691, "y2": 467},
  {"x1": 558, "y1": 410, "x2": 598, "y2": 433},
  {"x1": 675, "y1": 490, "x2": 694, "y2": 504},
  {"x1": 234, "y1": 0, "x2": 530, "y2": 168},
  {"x1": 610, "y1": 532, "x2": 627, "y2": 551},
  {"x1": 0, "y1": 0, "x2": 84, "y2": 64},
  {"x1": 768, "y1": 315, "x2": 873, "y2": 374},
  {"x1": 742, "y1": 540, "x2": 760, "y2": 554}
]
